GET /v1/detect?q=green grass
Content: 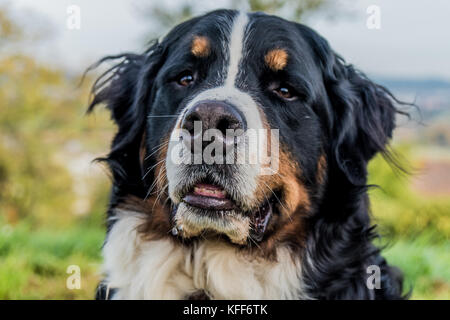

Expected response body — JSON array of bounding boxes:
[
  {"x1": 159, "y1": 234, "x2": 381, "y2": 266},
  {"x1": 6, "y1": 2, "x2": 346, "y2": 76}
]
[
  {"x1": 0, "y1": 224, "x2": 103, "y2": 299},
  {"x1": 382, "y1": 235, "x2": 450, "y2": 299}
]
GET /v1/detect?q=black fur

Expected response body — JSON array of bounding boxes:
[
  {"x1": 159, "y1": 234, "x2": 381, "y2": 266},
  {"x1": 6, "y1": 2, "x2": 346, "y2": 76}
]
[{"x1": 89, "y1": 9, "x2": 407, "y2": 299}]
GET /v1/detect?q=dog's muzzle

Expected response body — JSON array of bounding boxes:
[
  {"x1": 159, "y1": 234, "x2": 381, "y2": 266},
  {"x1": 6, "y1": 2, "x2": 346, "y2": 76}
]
[{"x1": 165, "y1": 97, "x2": 276, "y2": 244}]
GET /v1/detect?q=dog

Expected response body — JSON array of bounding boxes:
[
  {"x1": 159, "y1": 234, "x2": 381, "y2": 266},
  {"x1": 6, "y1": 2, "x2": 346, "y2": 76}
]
[{"x1": 89, "y1": 9, "x2": 406, "y2": 299}]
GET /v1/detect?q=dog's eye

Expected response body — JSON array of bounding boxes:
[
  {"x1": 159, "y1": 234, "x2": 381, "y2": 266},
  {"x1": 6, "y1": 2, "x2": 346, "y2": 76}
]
[
  {"x1": 273, "y1": 85, "x2": 297, "y2": 100},
  {"x1": 177, "y1": 72, "x2": 194, "y2": 86}
]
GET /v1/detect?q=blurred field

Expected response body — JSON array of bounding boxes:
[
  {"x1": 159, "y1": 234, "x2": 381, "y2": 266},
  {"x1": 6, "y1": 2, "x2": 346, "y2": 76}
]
[
  {"x1": 1, "y1": 4, "x2": 449, "y2": 300},
  {"x1": 368, "y1": 147, "x2": 450, "y2": 299}
]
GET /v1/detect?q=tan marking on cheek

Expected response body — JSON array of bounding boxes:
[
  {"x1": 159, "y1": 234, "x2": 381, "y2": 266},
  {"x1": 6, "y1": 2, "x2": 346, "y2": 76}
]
[
  {"x1": 262, "y1": 211, "x2": 304, "y2": 258},
  {"x1": 277, "y1": 150, "x2": 310, "y2": 214},
  {"x1": 253, "y1": 109, "x2": 310, "y2": 214},
  {"x1": 191, "y1": 36, "x2": 210, "y2": 58},
  {"x1": 254, "y1": 143, "x2": 310, "y2": 256},
  {"x1": 253, "y1": 116, "x2": 310, "y2": 212},
  {"x1": 316, "y1": 154, "x2": 327, "y2": 185},
  {"x1": 264, "y1": 49, "x2": 288, "y2": 71}
]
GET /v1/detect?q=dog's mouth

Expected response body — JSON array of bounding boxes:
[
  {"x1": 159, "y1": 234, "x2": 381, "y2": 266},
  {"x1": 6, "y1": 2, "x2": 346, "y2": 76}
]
[
  {"x1": 174, "y1": 181, "x2": 275, "y2": 243},
  {"x1": 183, "y1": 183, "x2": 236, "y2": 210}
]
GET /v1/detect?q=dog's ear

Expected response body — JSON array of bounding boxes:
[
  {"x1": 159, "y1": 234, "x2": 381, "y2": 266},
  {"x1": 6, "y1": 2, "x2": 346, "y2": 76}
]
[
  {"x1": 302, "y1": 28, "x2": 399, "y2": 186},
  {"x1": 325, "y1": 55, "x2": 398, "y2": 186},
  {"x1": 88, "y1": 42, "x2": 166, "y2": 194}
]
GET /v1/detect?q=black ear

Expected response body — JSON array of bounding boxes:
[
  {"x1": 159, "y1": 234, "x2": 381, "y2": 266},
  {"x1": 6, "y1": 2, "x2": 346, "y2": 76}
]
[
  {"x1": 297, "y1": 25, "x2": 403, "y2": 186},
  {"x1": 325, "y1": 55, "x2": 398, "y2": 186},
  {"x1": 87, "y1": 41, "x2": 165, "y2": 195}
]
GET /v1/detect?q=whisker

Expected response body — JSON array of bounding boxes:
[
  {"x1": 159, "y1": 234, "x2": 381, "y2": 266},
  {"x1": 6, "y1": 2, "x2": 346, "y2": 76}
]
[
  {"x1": 144, "y1": 141, "x2": 169, "y2": 161},
  {"x1": 147, "y1": 115, "x2": 179, "y2": 118},
  {"x1": 144, "y1": 172, "x2": 162, "y2": 200},
  {"x1": 152, "y1": 170, "x2": 168, "y2": 210},
  {"x1": 145, "y1": 165, "x2": 165, "y2": 200},
  {"x1": 154, "y1": 180, "x2": 168, "y2": 204},
  {"x1": 261, "y1": 180, "x2": 292, "y2": 222},
  {"x1": 247, "y1": 233, "x2": 262, "y2": 250},
  {"x1": 142, "y1": 158, "x2": 165, "y2": 180},
  {"x1": 263, "y1": 166, "x2": 285, "y2": 178}
]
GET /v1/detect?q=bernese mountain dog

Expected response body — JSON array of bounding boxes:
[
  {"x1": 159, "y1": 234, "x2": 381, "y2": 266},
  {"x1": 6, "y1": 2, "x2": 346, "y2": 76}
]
[{"x1": 89, "y1": 9, "x2": 406, "y2": 300}]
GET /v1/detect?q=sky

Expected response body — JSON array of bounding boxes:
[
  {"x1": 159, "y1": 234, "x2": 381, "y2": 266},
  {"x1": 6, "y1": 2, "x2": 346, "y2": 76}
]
[{"x1": 5, "y1": 0, "x2": 450, "y2": 80}]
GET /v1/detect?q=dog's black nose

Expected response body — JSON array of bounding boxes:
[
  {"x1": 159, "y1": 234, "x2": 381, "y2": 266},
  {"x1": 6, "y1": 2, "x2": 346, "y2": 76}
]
[
  {"x1": 180, "y1": 101, "x2": 246, "y2": 158},
  {"x1": 181, "y1": 100, "x2": 246, "y2": 135}
]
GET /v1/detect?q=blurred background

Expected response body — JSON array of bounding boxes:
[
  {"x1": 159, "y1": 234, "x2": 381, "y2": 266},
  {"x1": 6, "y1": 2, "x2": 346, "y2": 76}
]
[{"x1": 0, "y1": 0, "x2": 449, "y2": 299}]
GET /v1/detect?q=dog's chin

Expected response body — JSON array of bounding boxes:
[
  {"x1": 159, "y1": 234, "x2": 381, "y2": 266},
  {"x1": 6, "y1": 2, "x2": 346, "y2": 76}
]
[{"x1": 171, "y1": 183, "x2": 274, "y2": 245}]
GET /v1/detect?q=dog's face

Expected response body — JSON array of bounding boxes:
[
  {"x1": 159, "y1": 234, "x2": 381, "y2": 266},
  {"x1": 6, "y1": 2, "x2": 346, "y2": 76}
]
[
  {"x1": 91, "y1": 10, "x2": 397, "y2": 251},
  {"x1": 156, "y1": 11, "x2": 323, "y2": 245}
]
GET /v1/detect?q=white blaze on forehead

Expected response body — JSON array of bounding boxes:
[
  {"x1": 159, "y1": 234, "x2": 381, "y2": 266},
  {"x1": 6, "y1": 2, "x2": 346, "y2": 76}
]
[
  {"x1": 225, "y1": 11, "x2": 249, "y2": 87},
  {"x1": 167, "y1": 12, "x2": 251, "y2": 142},
  {"x1": 183, "y1": 11, "x2": 263, "y2": 135}
]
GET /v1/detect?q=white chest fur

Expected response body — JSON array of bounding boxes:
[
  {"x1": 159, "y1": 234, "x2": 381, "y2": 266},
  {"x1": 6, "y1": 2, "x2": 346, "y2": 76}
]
[{"x1": 102, "y1": 210, "x2": 309, "y2": 299}]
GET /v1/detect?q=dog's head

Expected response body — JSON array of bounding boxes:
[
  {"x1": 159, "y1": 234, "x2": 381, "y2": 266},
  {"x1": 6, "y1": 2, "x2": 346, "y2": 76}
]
[{"x1": 90, "y1": 10, "x2": 399, "y2": 251}]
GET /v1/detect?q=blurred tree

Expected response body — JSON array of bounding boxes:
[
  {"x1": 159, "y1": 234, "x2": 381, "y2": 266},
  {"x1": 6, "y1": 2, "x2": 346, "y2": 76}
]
[
  {"x1": 0, "y1": 5, "x2": 22, "y2": 46},
  {"x1": 139, "y1": 0, "x2": 330, "y2": 41},
  {"x1": 0, "y1": 7, "x2": 113, "y2": 227},
  {"x1": 246, "y1": 0, "x2": 327, "y2": 19}
]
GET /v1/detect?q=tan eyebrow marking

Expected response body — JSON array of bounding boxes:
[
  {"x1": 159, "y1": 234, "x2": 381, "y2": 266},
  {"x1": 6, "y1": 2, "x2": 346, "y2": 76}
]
[
  {"x1": 191, "y1": 36, "x2": 210, "y2": 58},
  {"x1": 265, "y1": 48, "x2": 289, "y2": 71}
]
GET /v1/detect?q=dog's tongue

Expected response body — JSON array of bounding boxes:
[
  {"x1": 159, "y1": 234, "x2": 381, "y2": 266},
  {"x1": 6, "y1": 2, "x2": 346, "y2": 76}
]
[
  {"x1": 193, "y1": 184, "x2": 227, "y2": 199},
  {"x1": 183, "y1": 183, "x2": 235, "y2": 210}
]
